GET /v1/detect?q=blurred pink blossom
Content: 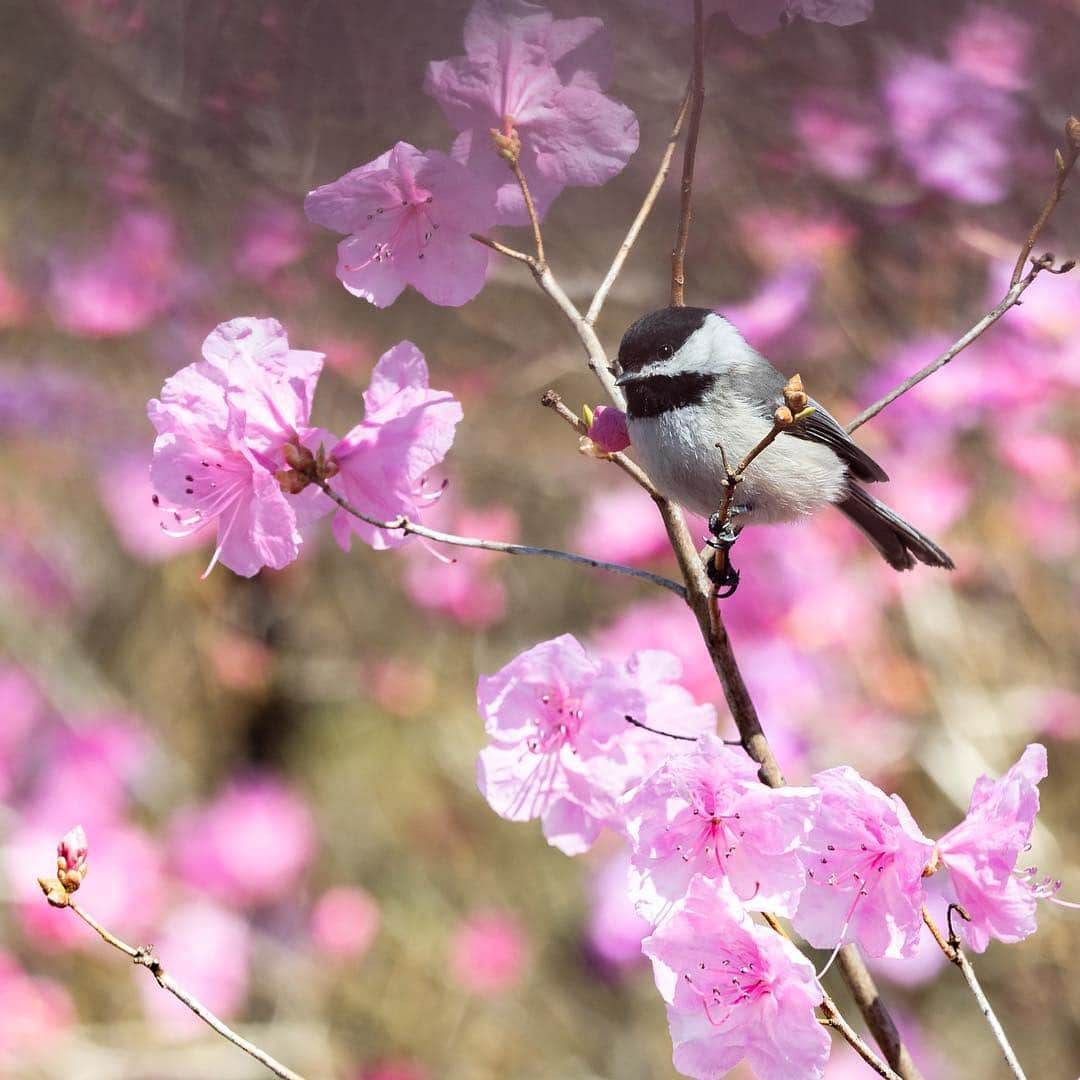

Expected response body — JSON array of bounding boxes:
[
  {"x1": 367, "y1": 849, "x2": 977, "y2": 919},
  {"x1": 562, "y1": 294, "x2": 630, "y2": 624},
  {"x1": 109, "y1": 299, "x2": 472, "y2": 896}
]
[
  {"x1": 643, "y1": 876, "x2": 830, "y2": 1080},
  {"x1": 794, "y1": 94, "x2": 883, "y2": 183},
  {"x1": 232, "y1": 196, "x2": 308, "y2": 283},
  {"x1": 171, "y1": 774, "x2": 314, "y2": 907},
  {"x1": 450, "y1": 910, "x2": 528, "y2": 995},
  {"x1": 587, "y1": 405, "x2": 630, "y2": 453},
  {"x1": 311, "y1": 886, "x2": 380, "y2": 961},
  {"x1": 737, "y1": 207, "x2": 856, "y2": 267},
  {"x1": 48, "y1": 208, "x2": 187, "y2": 337},
  {"x1": 585, "y1": 850, "x2": 649, "y2": 973},
  {"x1": 140, "y1": 899, "x2": 251, "y2": 1031},
  {"x1": 403, "y1": 505, "x2": 516, "y2": 627},
  {"x1": 1030, "y1": 689, "x2": 1080, "y2": 740},
  {"x1": 359, "y1": 1061, "x2": 431, "y2": 1080},
  {"x1": 426, "y1": 0, "x2": 638, "y2": 224},
  {"x1": 720, "y1": 263, "x2": 817, "y2": 351},
  {"x1": 305, "y1": 142, "x2": 495, "y2": 307},
  {"x1": 0, "y1": 264, "x2": 30, "y2": 328},
  {"x1": 0, "y1": 951, "x2": 75, "y2": 1061},
  {"x1": 329, "y1": 341, "x2": 463, "y2": 552},
  {"x1": 947, "y1": 5, "x2": 1032, "y2": 91},
  {"x1": 0, "y1": 666, "x2": 46, "y2": 798},
  {"x1": 148, "y1": 316, "x2": 332, "y2": 577},
  {"x1": 883, "y1": 55, "x2": 1020, "y2": 204}
]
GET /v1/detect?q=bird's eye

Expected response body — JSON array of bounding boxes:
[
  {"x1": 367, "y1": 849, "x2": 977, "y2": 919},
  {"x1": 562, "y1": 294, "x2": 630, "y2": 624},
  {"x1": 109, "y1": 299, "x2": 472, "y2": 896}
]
[{"x1": 658, "y1": 343, "x2": 674, "y2": 360}]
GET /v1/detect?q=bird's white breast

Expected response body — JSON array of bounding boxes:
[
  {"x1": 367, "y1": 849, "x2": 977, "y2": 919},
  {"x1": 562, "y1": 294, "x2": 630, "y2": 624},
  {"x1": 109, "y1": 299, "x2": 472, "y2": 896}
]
[{"x1": 627, "y1": 400, "x2": 848, "y2": 525}]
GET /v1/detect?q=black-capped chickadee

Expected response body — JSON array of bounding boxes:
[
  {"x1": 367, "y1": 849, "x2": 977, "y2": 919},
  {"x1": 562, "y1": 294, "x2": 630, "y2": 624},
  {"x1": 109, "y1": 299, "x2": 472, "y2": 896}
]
[{"x1": 613, "y1": 307, "x2": 954, "y2": 584}]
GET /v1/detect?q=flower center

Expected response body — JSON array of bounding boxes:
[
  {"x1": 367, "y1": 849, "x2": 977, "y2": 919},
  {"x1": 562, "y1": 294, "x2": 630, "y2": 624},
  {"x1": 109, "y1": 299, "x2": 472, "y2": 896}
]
[
  {"x1": 344, "y1": 194, "x2": 440, "y2": 273},
  {"x1": 672, "y1": 785, "x2": 745, "y2": 868},
  {"x1": 526, "y1": 690, "x2": 583, "y2": 755},
  {"x1": 682, "y1": 947, "x2": 771, "y2": 1027}
]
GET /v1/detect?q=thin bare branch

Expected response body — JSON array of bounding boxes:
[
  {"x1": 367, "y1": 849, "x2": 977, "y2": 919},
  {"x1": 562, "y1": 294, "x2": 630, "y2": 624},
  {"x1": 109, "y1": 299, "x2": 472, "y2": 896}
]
[
  {"x1": 670, "y1": 0, "x2": 705, "y2": 307},
  {"x1": 587, "y1": 81, "x2": 694, "y2": 325},
  {"x1": 316, "y1": 478, "x2": 686, "y2": 598},
  {"x1": 849, "y1": 118, "x2": 1080, "y2": 433},
  {"x1": 1010, "y1": 116, "x2": 1080, "y2": 286},
  {"x1": 922, "y1": 906, "x2": 1028, "y2": 1080},
  {"x1": 66, "y1": 900, "x2": 306, "y2": 1080},
  {"x1": 847, "y1": 261, "x2": 1054, "y2": 432},
  {"x1": 471, "y1": 231, "x2": 536, "y2": 266}
]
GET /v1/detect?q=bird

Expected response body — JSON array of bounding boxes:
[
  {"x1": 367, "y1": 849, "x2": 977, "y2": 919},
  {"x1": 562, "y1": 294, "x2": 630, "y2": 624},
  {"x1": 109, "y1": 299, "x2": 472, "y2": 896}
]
[{"x1": 612, "y1": 306, "x2": 954, "y2": 590}]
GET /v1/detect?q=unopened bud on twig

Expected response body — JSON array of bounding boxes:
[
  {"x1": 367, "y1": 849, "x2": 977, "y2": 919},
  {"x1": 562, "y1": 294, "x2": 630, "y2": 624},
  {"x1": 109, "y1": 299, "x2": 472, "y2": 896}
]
[
  {"x1": 490, "y1": 120, "x2": 521, "y2": 166},
  {"x1": 773, "y1": 405, "x2": 794, "y2": 426},
  {"x1": 38, "y1": 876, "x2": 70, "y2": 908},
  {"x1": 57, "y1": 825, "x2": 88, "y2": 892},
  {"x1": 1066, "y1": 116, "x2": 1080, "y2": 152},
  {"x1": 783, "y1": 373, "x2": 808, "y2": 413}
]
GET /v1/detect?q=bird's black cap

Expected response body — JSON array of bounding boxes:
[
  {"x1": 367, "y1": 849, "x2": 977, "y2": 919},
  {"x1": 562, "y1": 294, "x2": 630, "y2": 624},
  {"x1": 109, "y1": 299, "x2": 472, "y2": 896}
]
[{"x1": 616, "y1": 306, "x2": 711, "y2": 374}]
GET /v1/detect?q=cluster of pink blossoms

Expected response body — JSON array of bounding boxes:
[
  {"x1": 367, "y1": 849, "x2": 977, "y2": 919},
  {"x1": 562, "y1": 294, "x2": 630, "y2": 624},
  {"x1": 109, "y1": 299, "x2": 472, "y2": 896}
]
[
  {"x1": 148, "y1": 316, "x2": 461, "y2": 576},
  {"x1": 474, "y1": 635, "x2": 1063, "y2": 1080}
]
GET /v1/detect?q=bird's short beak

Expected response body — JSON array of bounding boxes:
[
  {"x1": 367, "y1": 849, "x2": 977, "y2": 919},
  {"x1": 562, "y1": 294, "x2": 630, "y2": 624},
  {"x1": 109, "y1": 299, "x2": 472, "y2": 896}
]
[{"x1": 613, "y1": 370, "x2": 634, "y2": 387}]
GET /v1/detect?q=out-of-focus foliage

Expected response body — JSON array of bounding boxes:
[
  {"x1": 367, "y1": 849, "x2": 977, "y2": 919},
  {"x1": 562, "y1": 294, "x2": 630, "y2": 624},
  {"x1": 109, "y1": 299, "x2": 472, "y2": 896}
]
[{"x1": 0, "y1": 1, "x2": 1078, "y2": 1077}]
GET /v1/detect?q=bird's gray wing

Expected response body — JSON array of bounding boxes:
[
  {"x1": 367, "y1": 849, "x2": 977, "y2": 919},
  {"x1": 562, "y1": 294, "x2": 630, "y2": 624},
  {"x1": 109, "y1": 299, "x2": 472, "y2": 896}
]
[
  {"x1": 741, "y1": 358, "x2": 889, "y2": 483},
  {"x1": 785, "y1": 396, "x2": 888, "y2": 483}
]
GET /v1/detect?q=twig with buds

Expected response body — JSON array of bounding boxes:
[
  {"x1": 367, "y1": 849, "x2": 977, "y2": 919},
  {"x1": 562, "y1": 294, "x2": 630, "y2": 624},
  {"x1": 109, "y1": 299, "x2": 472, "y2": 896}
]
[
  {"x1": 921, "y1": 906, "x2": 1028, "y2": 1080},
  {"x1": 38, "y1": 828, "x2": 306, "y2": 1080},
  {"x1": 848, "y1": 116, "x2": 1080, "y2": 433}
]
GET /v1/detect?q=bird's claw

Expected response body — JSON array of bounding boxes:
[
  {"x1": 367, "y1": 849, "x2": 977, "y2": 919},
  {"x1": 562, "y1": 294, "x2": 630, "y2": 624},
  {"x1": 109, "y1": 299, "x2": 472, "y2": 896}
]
[{"x1": 705, "y1": 513, "x2": 741, "y2": 596}]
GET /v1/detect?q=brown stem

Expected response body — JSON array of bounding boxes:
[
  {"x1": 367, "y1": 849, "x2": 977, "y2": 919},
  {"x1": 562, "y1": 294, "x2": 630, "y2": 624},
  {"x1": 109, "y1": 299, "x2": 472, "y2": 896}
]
[
  {"x1": 837, "y1": 947, "x2": 925, "y2": 1080},
  {"x1": 588, "y1": 79, "x2": 694, "y2": 325},
  {"x1": 670, "y1": 0, "x2": 705, "y2": 307},
  {"x1": 761, "y1": 915, "x2": 901, "y2": 1080},
  {"x1": 1010, "y1": 116, "x2": 1080, "y2": 286},
  {"x1": 66, "y1": 900, "x2": 306, "y2": 1080}
]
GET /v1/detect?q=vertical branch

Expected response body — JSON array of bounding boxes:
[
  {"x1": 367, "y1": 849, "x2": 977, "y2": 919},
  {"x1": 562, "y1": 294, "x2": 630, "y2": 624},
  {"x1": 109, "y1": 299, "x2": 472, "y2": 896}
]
[{"x1": 670, "y1": 0, "x2": 705, "y2": 306}]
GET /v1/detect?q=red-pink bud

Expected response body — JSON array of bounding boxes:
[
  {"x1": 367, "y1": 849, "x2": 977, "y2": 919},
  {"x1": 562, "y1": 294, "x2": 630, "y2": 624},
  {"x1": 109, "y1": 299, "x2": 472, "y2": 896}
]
[
  {"x1": 587, "y1": 406, "x2": 631, "y2": 454},
  {"x1": 56, "y1": 825, "x2": 88, "y2": 892}
]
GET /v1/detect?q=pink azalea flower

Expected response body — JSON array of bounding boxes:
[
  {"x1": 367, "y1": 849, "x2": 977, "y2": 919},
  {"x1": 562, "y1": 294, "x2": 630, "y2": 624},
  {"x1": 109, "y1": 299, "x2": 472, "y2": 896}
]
[
  {"x1": 140, "y1": 900, "x2": 251, "y2": 1032},
  {"x1": 0, "y1": 666, "x2": 46, "y2": 799},
  {"x1": 148, "y1": 316, "x2": 332, "y2": 577},
  {"x1": 587, "y1": 405, "x2": 630, "y2": 453},
  {"x1": 305, "y1": 141, "x2": 495, "y2": 307},
  {"x1": 328, "y1": 341, "x2": 463, "y2": 551},
  {"x1": 0, "y1": 263, "x2": 30, "y2": 329},
  {"x1": 476, "y1": 635, "x2": 713, "y2": 855},
  {"x1": 720, "y1": 263, "x2": 817, "y2": 352},
  {"x1": 586, "y1": 850, "x2": 650, "y2": 973},
  {"x1": 794, "y1": 94, "x2": 883, "y2": 183},
  {"x1": 170, "y1": 774, "x2": 315, "y2": 907},
  {"x1": 425, "y1": 0, "x2": 638, "y2": 225},
  {"x1": 626, "y1": 733, "x2": 818, "y2": 920},
  {"x1": 933, "y1": 744, "x2": 1050, "y2": 953},
  {"x1": 793, "y1": 767, "x2": 933, "y2": 959},
  {"x1": 449, "y1": 910, "x2": 528, "y2": 995},
  {"x1": 643, "y1": 876, "x2": 830, "y2": 1080},
  {"x1": 883, "y1": 54, "x2": 1020, "y2": 205},
  {"x1": 311, "y1": 886, "x2": 380, "y2": 961}
]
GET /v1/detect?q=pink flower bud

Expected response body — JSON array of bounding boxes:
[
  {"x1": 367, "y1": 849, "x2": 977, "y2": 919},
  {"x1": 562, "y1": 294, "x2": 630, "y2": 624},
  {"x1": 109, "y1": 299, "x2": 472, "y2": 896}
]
[
  {"x1": 587, "y1": 406, "x2": 631, "y2": 454},
  {"x1": 56, "y1": 825, "x2": 88, "y2": 893}
]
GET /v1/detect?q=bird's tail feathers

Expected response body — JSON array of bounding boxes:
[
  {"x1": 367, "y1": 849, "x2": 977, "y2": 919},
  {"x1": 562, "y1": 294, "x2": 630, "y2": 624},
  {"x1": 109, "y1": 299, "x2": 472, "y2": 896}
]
[{"x1": 838, "y1": 484, "x2": 954, "y2": 571}]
